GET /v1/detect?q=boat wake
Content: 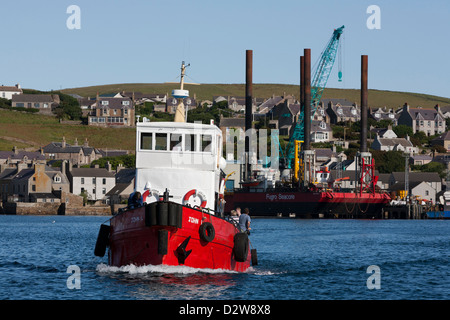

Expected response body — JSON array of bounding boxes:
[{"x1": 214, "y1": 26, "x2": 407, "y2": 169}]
[{"x1": 96, "y1": 263, "x2": 240, "y2": 275}]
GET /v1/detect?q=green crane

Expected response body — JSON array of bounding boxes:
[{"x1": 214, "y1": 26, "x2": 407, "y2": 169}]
[{"x1": 280, "y1": 25, "x2": 344, "y2": 169}]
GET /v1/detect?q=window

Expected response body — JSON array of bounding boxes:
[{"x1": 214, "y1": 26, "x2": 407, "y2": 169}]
[
  {"x1": 124, "y1": 109, "x2": 128, "y2": 115},
  {"x1": 32, "y1": 185, "x2": 36, "y2": 192},
  {"x1": 81, "y1": 178, "x2": 84, "y2": 184},
  {"x1": 101, "y1": 100, "x2": 109, "y2": 106},
  {"x1": 185, "y1": 134, "x2": 197, "y2": 151},
  {"x1": 93, "y1": 178, "x2": 96, "y2": 184},
  {"x1": 54, "y1": 176, "x2": 61, "y2": 183},
  {"x1": 425, "y1": 190, "x2": 429, "y2": 196},
  {"x1": 34, "y1": 103, "x2": 40, "y2": 108},
  {"x1": 102, "y1": 188, "x2": 106, "y2": 195},
  {"x1": 141, "y1": 133, "x2": 153, "y2": 150},
  {"x1": 103, "y1": 109, "x2": 108, "y2": 115},
  {"x1": 201, "y1": 135, "x2": 212, "y2": 152},
  {"x1": 170, "y1": 133, "x2": 183, "y2": 151},
  {"x1": 155, "y1": 133, "x2": 168, "y2": 150},
  {"x1": 102, "y1": 178, "x2": 106, "y2": 184},
  {"x1": 122, "y1": 100, "x2": 130, "y2": 106}
]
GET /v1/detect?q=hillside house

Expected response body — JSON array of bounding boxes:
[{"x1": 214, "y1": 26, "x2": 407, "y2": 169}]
[
  {"x1": 0, "y1": 163, "x2": 69, "y2": 203},
  {"x1": 0, "y1": 147, "x2": 45, "y2": 166},
  {"x1": 390, "y1": 181, "x2": 436, "y2": 203},
  {"x1": 68, "y1": 165, "x2": 116, "y2": 201},
  {"x1": 42, "y1": 137, "x2": 101, "y2": 166},
  {"x1": 371, "y1": 135, "x2": 419, "y2": 155},
  {"x1": 389, "y1": 172, "x2": 442, "y2": 196},
  {"x1": 431, "y1": 131, "x2": 450, "y2": 151},
  {"x1": 0, "y1": 84, "x2": 22, "y2": 100},
  {"x1": 323, "y1": 99, "x2": 360, "y2": 124},
  {"x1": 166, "y1": 96, "x2": 197, "y2": 114},
  {"x1": 397, "y1": 104, "x2": 445, "y2": 136},
  {"x1": 311, "y1": 120, "x2": 332, "y2": 143},
  {"x1": 12, "y1": 94, "x2": 56, "y2": 114},
  {"x1": 369, "y1": 107, "x2": 398, "y2": 124},
  {"x1": 88, "y1": 96, "x2": 135, "y2": 127}
]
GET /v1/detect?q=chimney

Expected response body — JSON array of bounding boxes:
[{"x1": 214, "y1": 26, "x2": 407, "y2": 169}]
[
  {"x1": 84, "y1": 138, "x2": 89, "y2": 147},
  {"x1": 74, "y1": 138, "x2": 78, "y2": 146},
  {"x1": 13, "y1": 146, "x2": 18, "y2": 155},
  {"x1": 62, "y1": 137, "x2": 66, "y2": 148},
  {"x1": 403, "y1": 103, "x2": 409, "y2": 112},
  {"x1": 17, "y1": 162, "x2": 27, "y2": 173},
  {"x1": 435, "y1": 104, "x2": 441, "y2": 114},
  {"x1": 106, "y1": 161, "x2": 112, "y2": 172},
  {"x1": 116, "y1": 163, "x2": 124, "y2": 173},
  {"x1": 62, "y1": 160, "x2": 66, "y2": 176},
  {"x1": 16, "y1": 83, "x2": 21, "y2": 89}
]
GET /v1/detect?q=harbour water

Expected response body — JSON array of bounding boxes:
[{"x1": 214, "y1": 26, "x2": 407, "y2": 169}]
[{"x1": 0, "y1": 215, "x2": 448, "y2": 301}]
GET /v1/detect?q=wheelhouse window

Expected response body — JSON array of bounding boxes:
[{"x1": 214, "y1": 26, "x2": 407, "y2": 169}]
[
  {"x1": 141, "y1": 133, "x2": 153, "y2": 150},
  {"x1": 170, "y1": 133, "x2": 183, "y2": 151},
  {"x1": 155, "y1": 133, "x2": 168, "y2": 151},
  {"x1": 201, "y1": 135, "x2": 212, "y2": 152},
  {"x1": 185, "y1": 134, "x2": 197, "y2": 152}
]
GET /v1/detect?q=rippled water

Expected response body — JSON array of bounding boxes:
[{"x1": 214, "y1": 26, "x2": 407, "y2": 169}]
[{"x1": 0, "y1": 215, "x2": 448, "y2": 300}]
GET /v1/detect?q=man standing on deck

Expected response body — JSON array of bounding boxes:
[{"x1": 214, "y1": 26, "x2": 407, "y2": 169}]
[{"x1": 239, "y1": 208, "x2": 251, "y2": 234}]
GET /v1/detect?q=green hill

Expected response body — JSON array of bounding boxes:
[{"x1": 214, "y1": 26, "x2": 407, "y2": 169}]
[
  {"x1": 62, "y1": 83, "x2": 450, "y2": 109},
  {"x1": 1, "y1": 83, "x2": 449, "y2": 152}
]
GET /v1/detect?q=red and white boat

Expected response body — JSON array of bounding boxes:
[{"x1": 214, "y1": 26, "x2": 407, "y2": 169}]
[{"x1": 94, "y1": 62, "x2": 256, "y2": 272}]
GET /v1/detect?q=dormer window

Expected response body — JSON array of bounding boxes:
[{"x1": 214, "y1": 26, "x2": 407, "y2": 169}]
[
  {"x1": 351, "y1": 108, "x2": 357, "y2": 115},
  {"x1": 122, "y1": 100, "x2": 130, "y2": 106},
  {"x1": 54, "y1": 176, "x2": 61, "y2": 183},
  {"x1": 101, "y1": 100, "x2": 109, "y2": 106},
  {"x1": 337, "y1": 108, "x2": 343, "y2": 115},
  {"x1": 375, "y1": 113, "x2": 380, "y2": 118},
  {"x1": 319, "y1": 121, "x2": 326, "y2": 129}
]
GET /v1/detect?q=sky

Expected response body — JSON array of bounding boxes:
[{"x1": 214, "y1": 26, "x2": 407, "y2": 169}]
[{"x1": 1, "y1": 0, "x2": 449, "y2": 99}]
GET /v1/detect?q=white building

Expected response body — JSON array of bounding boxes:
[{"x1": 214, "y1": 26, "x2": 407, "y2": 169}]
[
  {"x1": 69, "y1": 167, "x2": 116, "y2": 201},
  {"x1": 0, "y1": 84, "x2": 22, "y2": 100}
]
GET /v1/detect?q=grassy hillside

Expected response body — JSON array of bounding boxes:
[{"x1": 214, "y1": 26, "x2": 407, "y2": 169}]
[
  {"x1": 0, "y1": 109, "x2": 135, "y2": 152},
  {"x1": 62, "y1": 83, "x2": 450, "y2": 109}
]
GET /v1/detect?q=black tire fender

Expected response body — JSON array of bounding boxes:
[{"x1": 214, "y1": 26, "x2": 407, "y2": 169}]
[{"x1": 199, "y1": 222, "x2": 215, "y2": 242}]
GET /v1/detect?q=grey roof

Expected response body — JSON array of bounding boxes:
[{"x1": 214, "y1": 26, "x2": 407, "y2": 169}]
[
  {"x1": 376, "y1": 137, "x2": 413, "y2": 147},
  {"x1": 115, "y1": 168, "x2": 135, "y2": 184},
  {"x1": 70, "y1": 168, "x2": 115, "y2": 178},
  {"x1": 13, "y1": 169, "x2": 34, "y2": 181},
  {"x1": 43, "y1": 142, "x2": 96, "y2": 156},
  {"x1": 0, "y1": 85, "x2": 22, "y2": 92},
  {"x1": 98, "y1": 149, "x2": 128, "y2": 157},
  {"x1": 0, "y1": 168, "x2": 17, "y2": 179},
  {"x1": 0, "y1": 151, "x2": 45, "y2": 161},
  {"x1": 391, "y1": 171, "x2": 441, "y2": 182},
  {"x1": 321, "y1": 98, "x2": 355, "y2": 107},
  {"x1": 258, "y1": 96, "x2": 284, "y2": 112},
  {"x1": 432, "y1": 131, "x2": 450, "y2": 141},
  {"x1": 96, "y1": 97, "x2": 132, "y2": 109},
  {"x1": 12, "y1": 94, "x2": 53, "y2": 103},
  {"x1": 311, "y1": 120, "x2": 332, "y2": 132},
  {"x1": 219, "y1": 117, "x2": 245, "y2": 128},
  {"x1": 408, "y1": 107, "x2": 443, "y2": 121},
  {"x1": 390, "y1": 181, "x2": 429, "y2": 191},
  {"x1": 106, "y1": 183, "x2": 130, "y2": 196}
]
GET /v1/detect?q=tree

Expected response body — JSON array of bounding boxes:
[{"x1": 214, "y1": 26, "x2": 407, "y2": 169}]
[
  {"x1": 393, "y1": 124, "x2": 413, "y2": 138},
  {"x1": 372, "y1": 150, "x2": 405, "y2": 173}
]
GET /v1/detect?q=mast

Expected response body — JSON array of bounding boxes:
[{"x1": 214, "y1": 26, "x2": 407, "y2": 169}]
[{"x1": 173, "y1": 61, "x2": 190, "y2": 122}]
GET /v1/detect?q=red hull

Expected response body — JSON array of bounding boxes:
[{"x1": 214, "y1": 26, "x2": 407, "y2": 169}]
[
  {"x1": 225, "y1": 190, "x2": 391, "y2": 217},
  {"x1": 106, "y1": 202, "x2": 252, "y2": 272}
]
